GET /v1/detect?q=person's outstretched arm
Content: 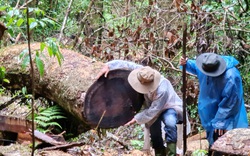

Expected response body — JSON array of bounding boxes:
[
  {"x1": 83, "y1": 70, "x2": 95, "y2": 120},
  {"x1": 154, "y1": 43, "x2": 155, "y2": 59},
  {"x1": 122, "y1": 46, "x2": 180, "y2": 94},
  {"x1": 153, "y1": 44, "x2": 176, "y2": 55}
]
[{"x1": 96, "y1": 60, "x2": 143, "y2": 79}]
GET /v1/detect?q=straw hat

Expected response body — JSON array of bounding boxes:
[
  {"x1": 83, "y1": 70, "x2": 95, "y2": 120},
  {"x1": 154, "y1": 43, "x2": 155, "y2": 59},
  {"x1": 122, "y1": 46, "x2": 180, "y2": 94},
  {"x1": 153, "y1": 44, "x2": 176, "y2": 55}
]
[
  {"x1": 128, "y1": 66, "x2": 161, "y2": 94},
  {"x1": 196, "y1": 53, "x2": 226, "y2": 77}
]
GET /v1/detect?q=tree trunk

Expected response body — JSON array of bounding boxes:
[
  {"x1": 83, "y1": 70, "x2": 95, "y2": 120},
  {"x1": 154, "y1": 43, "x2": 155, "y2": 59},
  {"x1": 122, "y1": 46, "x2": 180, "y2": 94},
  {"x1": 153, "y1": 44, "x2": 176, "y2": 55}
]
[
  {"x1": 0, "y1": 43, "x2": 144, "y2": 129},
  {"x1": 211, "y1": 128, "x2": 250, "y2": 156}
]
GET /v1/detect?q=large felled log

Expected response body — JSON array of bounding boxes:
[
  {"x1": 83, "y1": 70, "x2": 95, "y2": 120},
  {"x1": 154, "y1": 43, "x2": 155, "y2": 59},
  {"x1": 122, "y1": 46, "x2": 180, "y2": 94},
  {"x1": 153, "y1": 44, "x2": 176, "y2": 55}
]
[
  {"x1": 211, "y1": 128, "x2": 250, "y2": 156},
  {"x1": 0, "y1": 43, "x2": 144, "y2": 129}
]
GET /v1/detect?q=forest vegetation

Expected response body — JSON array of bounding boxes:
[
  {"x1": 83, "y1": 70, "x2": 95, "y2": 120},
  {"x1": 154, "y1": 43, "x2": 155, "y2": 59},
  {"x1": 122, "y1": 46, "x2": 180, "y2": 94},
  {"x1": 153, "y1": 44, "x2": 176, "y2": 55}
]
[{"x1": 0, "y1": 0, "x2": 249, "y2": 155}]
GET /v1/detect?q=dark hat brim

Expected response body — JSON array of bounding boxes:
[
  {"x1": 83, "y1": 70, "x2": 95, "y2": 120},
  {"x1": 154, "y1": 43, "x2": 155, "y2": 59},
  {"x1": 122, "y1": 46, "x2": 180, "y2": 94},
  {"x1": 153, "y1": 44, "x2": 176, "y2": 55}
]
[{"x1": 196, "y1": 53, "x2": 227, "y2": 77}]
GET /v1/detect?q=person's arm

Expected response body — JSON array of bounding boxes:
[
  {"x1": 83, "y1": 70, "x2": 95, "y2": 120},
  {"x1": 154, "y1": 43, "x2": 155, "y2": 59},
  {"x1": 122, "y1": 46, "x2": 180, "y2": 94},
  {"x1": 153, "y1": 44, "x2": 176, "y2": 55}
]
[
  {"x1": 96, "y1": 60, "x2": 143, "y2": 79},
  {"x1": 134, "y1": 82, "x2": 167, "y2": 124},
  {"x1": 211, "y1": 74, "x2": 242, "y2": 130},
  {"x1": 179, "y1": 57, "x2": 198, "y2": 75},
  {"x1": 107, "y1": 60, "x2": 143, "y2": 70}
]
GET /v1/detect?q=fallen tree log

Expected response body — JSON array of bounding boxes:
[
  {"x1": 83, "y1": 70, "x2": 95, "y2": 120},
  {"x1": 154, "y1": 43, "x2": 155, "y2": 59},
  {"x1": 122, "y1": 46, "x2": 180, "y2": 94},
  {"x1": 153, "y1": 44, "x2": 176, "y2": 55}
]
[
  {"x1": 211, "y1": 128, "x2": 250, "y2": 156},
  {"x1": 0, "y1": 43, "x2": 144, "y2": 129}
]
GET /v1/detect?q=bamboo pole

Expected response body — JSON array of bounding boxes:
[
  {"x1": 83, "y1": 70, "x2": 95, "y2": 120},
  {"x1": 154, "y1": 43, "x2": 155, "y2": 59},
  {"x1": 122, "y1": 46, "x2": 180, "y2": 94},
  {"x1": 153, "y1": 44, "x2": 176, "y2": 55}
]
[{"x1": 182, "y1": 23, "x2": 187, "y2": 155}]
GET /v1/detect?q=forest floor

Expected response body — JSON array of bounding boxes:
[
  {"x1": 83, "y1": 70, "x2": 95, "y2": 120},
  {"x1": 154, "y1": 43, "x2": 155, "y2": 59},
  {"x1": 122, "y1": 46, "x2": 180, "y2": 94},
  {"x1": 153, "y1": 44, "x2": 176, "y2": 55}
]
[
  {"x1": 0, "y1": 127, "x2": 209, "y2": 156},
  {"x1": 0, "y1": 95, "x2": 209, "y2": 156},
  {"x1": 0, "y1": 137, "x2": 208, "y2": 156}
]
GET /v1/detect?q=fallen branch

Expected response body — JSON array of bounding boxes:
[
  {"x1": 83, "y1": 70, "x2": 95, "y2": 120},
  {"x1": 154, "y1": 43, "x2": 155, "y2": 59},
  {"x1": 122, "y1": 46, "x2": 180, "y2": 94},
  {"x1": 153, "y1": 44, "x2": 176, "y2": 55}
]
[
  {"x1": 40, "y1": 142, "x2": 85, "y2": 151},
  {"x1": 32, "y1": 130, "x2": 65, "y2": 146}
]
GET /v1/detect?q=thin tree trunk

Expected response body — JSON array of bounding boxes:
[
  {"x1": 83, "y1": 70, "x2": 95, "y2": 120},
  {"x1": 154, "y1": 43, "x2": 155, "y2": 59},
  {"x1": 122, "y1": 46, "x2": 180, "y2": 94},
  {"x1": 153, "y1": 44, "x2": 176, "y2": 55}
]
[
  {"x1": 59, "y1": 0, "x2": 74, "y2": 42},
  {"x1": 73, "y1": 0, "x2": 95, "y2": 48}
]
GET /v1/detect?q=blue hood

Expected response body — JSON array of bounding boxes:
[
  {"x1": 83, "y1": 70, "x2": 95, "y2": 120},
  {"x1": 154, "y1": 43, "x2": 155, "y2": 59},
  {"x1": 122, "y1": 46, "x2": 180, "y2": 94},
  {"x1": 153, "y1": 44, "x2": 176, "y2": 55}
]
[{"x1": 221, "y1": 56, "x2": 239, "y2": 70}]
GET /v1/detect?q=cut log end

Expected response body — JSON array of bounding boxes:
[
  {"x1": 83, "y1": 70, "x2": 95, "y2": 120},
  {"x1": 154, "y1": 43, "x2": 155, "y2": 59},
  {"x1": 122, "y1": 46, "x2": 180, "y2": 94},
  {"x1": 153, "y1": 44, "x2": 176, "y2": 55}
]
[{"x1": 84, "y1": 69, "x2": 144, "y2": 128}]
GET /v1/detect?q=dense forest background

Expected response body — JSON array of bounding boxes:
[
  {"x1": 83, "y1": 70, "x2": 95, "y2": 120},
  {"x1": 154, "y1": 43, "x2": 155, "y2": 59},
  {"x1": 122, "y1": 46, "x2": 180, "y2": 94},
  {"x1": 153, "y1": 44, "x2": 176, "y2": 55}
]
[{"x1": 0, "y1": 0, "x2": 249, "y2": 155}]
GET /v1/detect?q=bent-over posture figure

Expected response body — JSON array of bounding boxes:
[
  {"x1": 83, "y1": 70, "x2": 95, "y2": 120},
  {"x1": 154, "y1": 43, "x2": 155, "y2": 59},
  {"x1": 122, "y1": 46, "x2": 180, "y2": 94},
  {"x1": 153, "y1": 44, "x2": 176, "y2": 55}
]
[
  {"x1": 180, "y1": 53, "x2": 248, "y2": 156},
  {"x1": 97, "y1": 60, "x2": 190, "y2": 156}
]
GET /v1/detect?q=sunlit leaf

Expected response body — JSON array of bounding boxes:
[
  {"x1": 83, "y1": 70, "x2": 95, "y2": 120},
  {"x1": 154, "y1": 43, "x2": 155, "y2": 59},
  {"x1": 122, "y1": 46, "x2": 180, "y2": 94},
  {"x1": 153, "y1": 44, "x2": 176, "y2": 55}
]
[
  {"x1": 8, "y1": 9, "x2": 19, "y2": 17},
  {"x1": 6, "y1": 17, "x2": 14, "y2": 26},
  {"x1": 42, "y1": 18, "x2": 56, "y2": 25},
  {"x1": 28, "y1": 18, "x2": 35, "y2": 25},
  {"x1": 16, "y1": 18, "x2": 24, "y2": 27},
  {"x1": 30, "y1": 21, "x2": 38, "y2": 29},
  {"x1": 40, "y1": 42, "x2": 46, "y2": 52},
  {"x1": 3, "y1": 79, "x2": 10, "y2": 83},
  {"x1": 28, "y1": 8, "x2": 34, "y2": 13},
  {"x1": 22, "y1": 87, "x2": 27, "y2": 95},
  {"x1": 0, "y1": 6, "x2": 8, "y2": 11},
  {"x1": 19, "y1": 49, "x2": 28, "y2": 60},
  {"x1": 39, "y1": 21, "x2": 45, "y2": 27},
  {"x1": 21, "y1": 55, "x2": 30, "y2": 69},
  {"x1": 130, "y1": 140, "x2": 144, "y2": 150},
  {"x1": 35, "y1": 54, "x2": 45, "y2": 76},
  {"x1": 47, "y1": 46, "x2": 53, "y2": 57},
  {"x1": 0, "y1": 66, "x2": 6, "y2": 80}
]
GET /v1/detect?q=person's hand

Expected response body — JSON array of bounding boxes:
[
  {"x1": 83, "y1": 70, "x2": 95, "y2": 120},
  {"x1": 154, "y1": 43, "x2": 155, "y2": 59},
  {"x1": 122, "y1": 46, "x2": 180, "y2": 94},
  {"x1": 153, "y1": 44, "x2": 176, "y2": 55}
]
[
  {"x1": 125, "y1": 118, "x2": 136, "y2": 126},
  {"x1": 95, "y1": 64, "x2": 110, "y2": 79},
  {"x1": 179, "y1": 56, "x2": 188, "y2": 66},
  {"x1": 214, "y1": 129, "x2": 227, "y2": 136}
]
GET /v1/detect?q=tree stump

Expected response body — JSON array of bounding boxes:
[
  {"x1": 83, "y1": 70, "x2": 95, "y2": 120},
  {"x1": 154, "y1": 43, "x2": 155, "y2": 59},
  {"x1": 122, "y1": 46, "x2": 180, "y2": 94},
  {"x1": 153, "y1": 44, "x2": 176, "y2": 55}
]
[
  {"x1": 211, "y1": 128, "x2": 250, "y2": 156},
  {"x1": 0, "y1": 43, "x2": 144, "y2": 129}
]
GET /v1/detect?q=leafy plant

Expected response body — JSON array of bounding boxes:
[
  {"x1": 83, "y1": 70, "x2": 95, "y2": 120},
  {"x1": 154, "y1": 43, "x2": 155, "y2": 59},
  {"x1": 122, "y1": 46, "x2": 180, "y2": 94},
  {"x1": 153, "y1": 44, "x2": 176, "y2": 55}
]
[
  {"x1": 0, "y1": 5, "x2": 59, "y2": 48},
  {"x1": 0, "y1": 66, "x2": 9, "y2": 96},
  {"x1": 187, "y1": 103, "x2": 198, "y2": 119},
  {"x1": 0, "y1": 87, "x2": 6, "y2": 95},
  {"x1": 130, "y1": 139, "x2": 144, "y2": 150},
  {"x1": 192, "y1": 149, "x2": 208, "y2": 156},
  {"x1": 19, "y1": 38, "x2": 63, "y2": 76},
  {"x1": 42, "y1": 37, "x2": 64, "y2": 66},
  {"x1": 0, "y1": 66, "x2": 9, "y2": 84},
  {"x1": 131, "y1": 125, "x2": 144, "y2": 140},
  {"x1": 238, "y1": 55, "x2": 250, "y2": 105},
  {"x1": 34, "y1": 105, "x2": 66, "y2": 133}
]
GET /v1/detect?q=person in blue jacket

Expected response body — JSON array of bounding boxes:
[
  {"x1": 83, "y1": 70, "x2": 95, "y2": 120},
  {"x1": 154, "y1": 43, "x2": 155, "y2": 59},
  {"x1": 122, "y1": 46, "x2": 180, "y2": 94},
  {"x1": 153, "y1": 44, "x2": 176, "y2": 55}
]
[{"x1": 180, "y1": 53, "x2": 249, "y2": 156}]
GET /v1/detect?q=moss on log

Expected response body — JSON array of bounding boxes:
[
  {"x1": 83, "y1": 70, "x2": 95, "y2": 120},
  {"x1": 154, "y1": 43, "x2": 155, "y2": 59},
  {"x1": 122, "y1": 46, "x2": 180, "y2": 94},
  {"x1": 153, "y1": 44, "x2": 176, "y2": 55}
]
[{"x1": 0, "y1": 43, "x2": 104, "y2": 128}]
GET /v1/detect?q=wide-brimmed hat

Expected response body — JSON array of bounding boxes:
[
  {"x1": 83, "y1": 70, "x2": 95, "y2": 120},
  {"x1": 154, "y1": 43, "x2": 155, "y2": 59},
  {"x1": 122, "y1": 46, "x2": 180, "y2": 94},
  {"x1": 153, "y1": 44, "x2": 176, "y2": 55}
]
[
  {"x1": 196, "y1": 53, "x2": 226, "y2": 77},
  {"x1": 128, "y1": 66, "x2": 161, "y2": 94}
]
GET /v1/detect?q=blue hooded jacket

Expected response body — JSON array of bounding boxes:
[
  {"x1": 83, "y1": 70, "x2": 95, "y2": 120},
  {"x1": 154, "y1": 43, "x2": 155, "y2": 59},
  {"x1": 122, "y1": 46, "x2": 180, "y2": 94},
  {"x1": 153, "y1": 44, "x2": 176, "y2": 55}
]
[{"x1": 184, "y1": 55, "x2": 248, "y2": 145}]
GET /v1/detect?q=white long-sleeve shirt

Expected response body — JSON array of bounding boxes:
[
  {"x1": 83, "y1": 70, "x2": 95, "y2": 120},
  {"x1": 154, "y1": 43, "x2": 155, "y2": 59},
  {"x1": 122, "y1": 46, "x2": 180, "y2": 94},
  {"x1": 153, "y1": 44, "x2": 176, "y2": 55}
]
[{"x1": 107, "y1": 60, "x2": 183, "y2": 126}]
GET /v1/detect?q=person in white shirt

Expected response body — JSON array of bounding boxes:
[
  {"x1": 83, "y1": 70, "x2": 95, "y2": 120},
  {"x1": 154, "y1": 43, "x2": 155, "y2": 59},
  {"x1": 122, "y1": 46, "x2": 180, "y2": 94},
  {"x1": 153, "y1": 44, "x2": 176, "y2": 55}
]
[{"x1": 97, "y1": 60, "x2": 189, "y2": 156}]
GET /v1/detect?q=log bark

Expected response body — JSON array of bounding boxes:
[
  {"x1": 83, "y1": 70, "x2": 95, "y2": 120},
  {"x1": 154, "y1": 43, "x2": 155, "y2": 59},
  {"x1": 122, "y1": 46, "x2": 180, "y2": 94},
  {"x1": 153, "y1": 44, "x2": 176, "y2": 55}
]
[
  {"x1": 211, "y1": 128, "x2": 250, "y2": 156},
  {"x1": 0, "y1": 43, "x2": 144, "y2": 129}
]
